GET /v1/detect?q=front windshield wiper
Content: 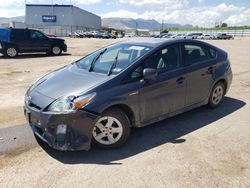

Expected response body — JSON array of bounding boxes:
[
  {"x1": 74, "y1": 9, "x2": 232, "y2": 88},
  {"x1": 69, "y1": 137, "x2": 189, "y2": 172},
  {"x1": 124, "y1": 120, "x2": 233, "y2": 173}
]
[
  {"x1": 89, "y1": 48, "x2": 107, "y2": 72},
  {"x1": 107, "y1": 50, "x2": 120, "y2": 76}
]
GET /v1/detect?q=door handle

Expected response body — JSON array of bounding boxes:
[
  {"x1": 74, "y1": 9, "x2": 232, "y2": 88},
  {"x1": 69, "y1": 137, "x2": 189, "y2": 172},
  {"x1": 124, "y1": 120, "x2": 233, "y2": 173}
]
[
  {"x1": 202, "y1": 66, "x2": 214, "y2": 76},
  {"x1": 176, "y1": 76, "x2": 185, "y2": 84},
  {"x1": 207, "y1": 66, "x2": 214, "y2": 73}
]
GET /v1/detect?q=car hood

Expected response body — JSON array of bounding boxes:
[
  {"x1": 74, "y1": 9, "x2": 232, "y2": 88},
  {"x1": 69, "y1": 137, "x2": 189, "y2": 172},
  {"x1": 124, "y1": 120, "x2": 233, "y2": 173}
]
[{"x1": 30, "y1": 64, "x2": 110, "y2": 100}]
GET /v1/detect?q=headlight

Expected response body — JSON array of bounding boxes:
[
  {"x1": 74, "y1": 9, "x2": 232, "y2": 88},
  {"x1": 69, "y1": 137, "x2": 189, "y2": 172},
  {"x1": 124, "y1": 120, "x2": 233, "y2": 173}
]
[{"x1": 48, "y1": 93, "x2": 96, "y2": 113}]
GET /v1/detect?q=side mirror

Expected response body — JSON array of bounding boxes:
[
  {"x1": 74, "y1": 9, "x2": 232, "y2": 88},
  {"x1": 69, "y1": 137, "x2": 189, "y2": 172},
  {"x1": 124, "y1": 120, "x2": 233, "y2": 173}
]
[{"x1": 143, "y1": 68, "x2": 158, "y2": 81}]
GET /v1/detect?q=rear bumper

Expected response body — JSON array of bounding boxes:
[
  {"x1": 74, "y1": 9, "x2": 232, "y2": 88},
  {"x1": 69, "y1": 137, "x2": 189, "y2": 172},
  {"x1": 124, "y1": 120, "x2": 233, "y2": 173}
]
[{"x1": 24, "y1": 105, "x2": 98, "y2": 151}]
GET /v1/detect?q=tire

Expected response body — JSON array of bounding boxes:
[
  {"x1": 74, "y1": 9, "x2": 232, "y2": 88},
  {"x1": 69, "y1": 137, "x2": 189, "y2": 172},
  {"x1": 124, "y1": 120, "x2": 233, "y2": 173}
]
[
  {"x1": 207, "y1": 82, "x2": 225, "y2": 108},
  {"x1": 92, "y1": 108, "x2": 131, "y2": 149},
  {"x1": 51, "y1": 45, "x2": 62, "y2": 56},
  {"x1": 4, "y1": 46, "x2": 18, "y2": 58}
]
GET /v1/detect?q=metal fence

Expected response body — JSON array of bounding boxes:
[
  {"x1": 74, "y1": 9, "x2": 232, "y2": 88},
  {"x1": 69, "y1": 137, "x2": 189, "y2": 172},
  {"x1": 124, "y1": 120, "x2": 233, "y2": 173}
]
[
  {"x1": 27, "y1": 24, "x2": 98, "y2": 37},
  {"x1": 170, "y1": 29, "x2": 250, "y2": 37}
]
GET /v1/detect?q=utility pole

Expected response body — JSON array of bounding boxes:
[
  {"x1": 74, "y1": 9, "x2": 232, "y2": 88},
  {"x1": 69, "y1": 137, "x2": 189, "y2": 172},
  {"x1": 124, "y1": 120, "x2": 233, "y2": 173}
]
[
  {"x1": 161, "y1": 20, "x2": 164, "y2": 33},
  {"x1": 135, "y1": 22, "x2": 138, "y2": 36},
  {"x1": 52, "y1": 0, "x2": 54, "y2": 15}
]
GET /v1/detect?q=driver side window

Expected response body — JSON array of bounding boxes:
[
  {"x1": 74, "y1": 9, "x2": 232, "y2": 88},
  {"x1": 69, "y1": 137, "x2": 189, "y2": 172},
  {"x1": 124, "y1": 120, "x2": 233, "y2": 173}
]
[
  {"x1": 30, "y1": 31, "x2": 46, "y2": 39},
  {"x1": 130, "y1": 44, "x2": 180, "y2": 79}
]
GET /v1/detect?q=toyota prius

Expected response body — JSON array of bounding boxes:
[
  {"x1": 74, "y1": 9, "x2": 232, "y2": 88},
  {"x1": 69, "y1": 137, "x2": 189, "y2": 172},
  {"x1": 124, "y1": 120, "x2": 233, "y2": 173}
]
[{"x1": 24, "y1": 39, "x2": 232, "y2": 151}]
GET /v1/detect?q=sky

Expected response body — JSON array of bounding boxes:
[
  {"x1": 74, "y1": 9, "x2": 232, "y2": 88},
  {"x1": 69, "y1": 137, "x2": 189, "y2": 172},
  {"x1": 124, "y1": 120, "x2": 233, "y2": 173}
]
[{"x1": 0, "y1": 0, "x2": 250, "y2": 27}]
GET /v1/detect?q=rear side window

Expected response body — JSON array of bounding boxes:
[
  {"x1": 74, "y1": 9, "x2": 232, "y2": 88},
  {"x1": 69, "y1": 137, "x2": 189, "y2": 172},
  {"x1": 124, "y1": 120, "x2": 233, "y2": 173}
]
[
  {"x1": 183, "y1": 43, "x2": 210, "y2": 65},
  {"x1": 208, "y1": 47, "x2": 217, "y2": 59},
  {"x1": 12, "y1": 30, "x2": 25, "y2": 41}
]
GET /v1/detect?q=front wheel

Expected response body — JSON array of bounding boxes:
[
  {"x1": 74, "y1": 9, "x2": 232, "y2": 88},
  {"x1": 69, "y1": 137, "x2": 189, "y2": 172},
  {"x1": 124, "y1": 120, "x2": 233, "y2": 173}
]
[
  {"x1": 207, "y1": 82, "x2": 225, "y2": 108},
  {"x1": 51, "y1": 45, "x2": 62, "y2": 56},
  {"x1": 92, "y1": 108, "x2": 131, "y2": 149}
]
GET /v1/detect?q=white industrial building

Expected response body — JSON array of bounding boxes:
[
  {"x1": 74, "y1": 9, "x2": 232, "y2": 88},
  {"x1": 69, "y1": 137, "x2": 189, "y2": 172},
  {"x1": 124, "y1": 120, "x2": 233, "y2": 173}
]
[{"x1": 25, "y1": 4, "x2": 101, "y2": 36}]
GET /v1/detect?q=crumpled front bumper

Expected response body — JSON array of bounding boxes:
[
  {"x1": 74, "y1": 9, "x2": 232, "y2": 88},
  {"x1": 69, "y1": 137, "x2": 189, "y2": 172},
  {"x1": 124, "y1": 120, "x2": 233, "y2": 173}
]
[{"x1": 24, "y1": 105, "x2": 98, "y2": 151}]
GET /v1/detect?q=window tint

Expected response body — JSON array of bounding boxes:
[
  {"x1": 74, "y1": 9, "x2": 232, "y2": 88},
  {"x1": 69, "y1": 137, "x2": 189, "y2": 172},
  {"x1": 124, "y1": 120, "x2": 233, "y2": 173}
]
[
  {"x1": 130, "y1": 45, "x2": 180, "y2": 79},
  {"x1": 183, "y1": 44, "x2": 209, "y2": 65},
  {"x1": 208, "y1": 47, "x2": 217, "y2": 59},
  {"x1": 30, "y1": 31, "x2": 46, "y2": 39},
  {"x1": 12, "y1": 30, "x2": 25, "y2": 41}
]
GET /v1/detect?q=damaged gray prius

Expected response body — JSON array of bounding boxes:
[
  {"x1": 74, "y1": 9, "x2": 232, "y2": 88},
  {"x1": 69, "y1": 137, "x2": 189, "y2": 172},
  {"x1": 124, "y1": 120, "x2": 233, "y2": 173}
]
[{"x1": 24, "y1": 39, "x2": 232, "y2": 151}]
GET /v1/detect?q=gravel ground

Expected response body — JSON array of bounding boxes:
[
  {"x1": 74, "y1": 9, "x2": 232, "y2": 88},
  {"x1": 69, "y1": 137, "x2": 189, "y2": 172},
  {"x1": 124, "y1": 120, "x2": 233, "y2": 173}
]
[{"x1": 0, "y1": 38, "x2": 249, "y2": 188}]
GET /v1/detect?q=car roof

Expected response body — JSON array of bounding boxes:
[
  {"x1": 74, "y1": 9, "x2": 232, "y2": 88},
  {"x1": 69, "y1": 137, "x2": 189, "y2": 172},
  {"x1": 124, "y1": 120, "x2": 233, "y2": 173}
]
[
  {"x1": 121, "y1": 38, "x2": 179, "y2": 48},
  {"x1": 120, "y1": 38, "x2": 221, "y2": 52},
  {"x1": 121, "y1": 38, "x2": 201, "y2": 48}
]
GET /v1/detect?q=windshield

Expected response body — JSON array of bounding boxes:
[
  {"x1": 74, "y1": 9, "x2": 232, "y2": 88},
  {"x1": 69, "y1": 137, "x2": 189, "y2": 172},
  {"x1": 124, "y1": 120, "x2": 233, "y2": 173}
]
[{"x1": 76, "y1": 43, "x2": 152, "y2": 75}]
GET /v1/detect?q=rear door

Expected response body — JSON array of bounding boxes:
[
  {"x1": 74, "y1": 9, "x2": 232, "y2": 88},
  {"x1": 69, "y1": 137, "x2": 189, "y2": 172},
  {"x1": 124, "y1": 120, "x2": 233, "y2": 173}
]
[
  {"x1": 11, "y1": 29, "x2": 29, "y2": 52},
  {"x1": 181, "y1": 42, "x2": 216, "y2": 106},
  {"x1": 128, "y1": 44, "x2": 187, "y2": 124}
]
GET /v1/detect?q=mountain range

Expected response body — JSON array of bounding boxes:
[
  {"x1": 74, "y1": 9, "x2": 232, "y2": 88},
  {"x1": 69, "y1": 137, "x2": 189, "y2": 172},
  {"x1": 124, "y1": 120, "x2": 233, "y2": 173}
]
[
  {"x1": 102, "y1": 18, "x2": 193, "y2": 30},
  {"x1": 0, "y1": 16, "x2": 193, "y2": 30},
  {"x1": 0, "y1": 16, "x2": 25, "y2": 23}
]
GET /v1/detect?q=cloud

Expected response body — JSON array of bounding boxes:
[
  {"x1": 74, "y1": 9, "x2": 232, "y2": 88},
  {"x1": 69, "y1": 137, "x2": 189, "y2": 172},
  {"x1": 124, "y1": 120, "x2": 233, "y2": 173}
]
[
  {"x1": 119, "y1": 0, "x2": 188, "y2": 7},
  {"x1": 0, "y1": 0, "x2": 102, "y2": 17},
  {"x1": 68, "y1": 0, "x2": 101, "y2": 4},
  {"x1": 0, "y1": 8, "x2": 24, "y2": 17},
  {"x1": 102, "y1": 3, "x2": 250, "y2": 27},
  {"x1": 102, "y1": 10, "x2": 139, "y2": 18}
]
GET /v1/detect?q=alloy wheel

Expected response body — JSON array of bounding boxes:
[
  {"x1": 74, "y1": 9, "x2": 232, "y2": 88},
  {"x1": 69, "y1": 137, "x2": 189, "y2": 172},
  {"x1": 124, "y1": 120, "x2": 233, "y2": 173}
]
[
  {"x1": 212, "y1": 85, "x2": 224, "y2": 105},
  {"x1": 92, "y1": 116, "x2": 123, "y2": 145},
  {"x1": 52, "y1": 46, "x2": 61, "y2": 55},
  {"x1": 7, "y1": 48, "x2": 17, "y2": 57}
]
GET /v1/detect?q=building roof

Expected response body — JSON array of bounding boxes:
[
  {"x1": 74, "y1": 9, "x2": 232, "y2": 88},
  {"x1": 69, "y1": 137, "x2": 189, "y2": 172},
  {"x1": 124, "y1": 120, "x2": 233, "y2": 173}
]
[
  {"x1": 26, "y1": 4, "x2": 74, "y2": 7},
  {"x1": 25, "y1": 4, "x2": 100, "y2": 18}
]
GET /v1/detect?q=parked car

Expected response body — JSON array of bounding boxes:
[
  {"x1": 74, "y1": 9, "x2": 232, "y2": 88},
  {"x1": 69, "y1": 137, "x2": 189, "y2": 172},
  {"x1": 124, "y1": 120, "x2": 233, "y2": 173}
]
[
  {"x1": 0, "y1": 27, "x2": 67, "y2": 58},
  {"x1": 46, "y1": 33, "x2": 57, "y2": 38},
  {"x1": 162, "y1": 34, "x2": 174, "y2": 38},
  {"x1": 185, "y1": 33, "x2": 196, "y2": 39},
  {"x1": 192, "y1": 33, "x2": 203, "y2": 38},
  {"x1": 24, "y1": 39, "x2": 232, "y2": 151},
  {"x1": 172, "y1": 34, "x2": 186, "y2": 39},
  {"x1": 82, "y1": 31, "x2": 94, "y2": 38},
  {"x1": 216, "y1": 33, "x2": 234, "y2": 40},
  {"x1": 198, "y1": 34, "x2": 215, "y2": 40}
]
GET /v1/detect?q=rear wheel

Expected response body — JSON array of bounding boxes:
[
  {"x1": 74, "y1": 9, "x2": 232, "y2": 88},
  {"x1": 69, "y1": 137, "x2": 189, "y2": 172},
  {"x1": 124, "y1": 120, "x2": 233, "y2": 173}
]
[
  {"x1": 207, "y1": 82, "x2": 225, "y2": 108},
  {"x1": 51, "y1": 45, "x2": 62, "y2": 56},
  {"x1": 4, "y1": 46, "x2": 18, "y2": 58},
  {"x1": 92, "y1": 108, "x2": 131, "y2": 149}
]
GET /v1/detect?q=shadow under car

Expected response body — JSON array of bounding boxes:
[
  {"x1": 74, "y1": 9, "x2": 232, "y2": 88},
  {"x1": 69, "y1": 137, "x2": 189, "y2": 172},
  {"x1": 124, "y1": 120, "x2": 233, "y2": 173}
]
[{"x1": 38, "y1": 97, "x2": 246, "y2": 165}]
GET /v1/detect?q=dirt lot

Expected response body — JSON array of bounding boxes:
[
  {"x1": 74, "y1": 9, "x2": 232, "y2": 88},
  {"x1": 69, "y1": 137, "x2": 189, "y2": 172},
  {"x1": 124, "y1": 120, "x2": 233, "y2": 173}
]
[{"x1": 0, "y1": 38, "x2": 250, "y2": 187}]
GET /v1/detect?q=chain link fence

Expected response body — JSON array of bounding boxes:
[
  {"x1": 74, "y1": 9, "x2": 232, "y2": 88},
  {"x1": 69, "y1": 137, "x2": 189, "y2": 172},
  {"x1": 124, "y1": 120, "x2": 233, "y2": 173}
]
[
  {"x1": 27, "y1": 25, "x2": 99, "y2": 37},
  {"x1": 170, "y1": 29, "x2": 250, "y2": 37}
]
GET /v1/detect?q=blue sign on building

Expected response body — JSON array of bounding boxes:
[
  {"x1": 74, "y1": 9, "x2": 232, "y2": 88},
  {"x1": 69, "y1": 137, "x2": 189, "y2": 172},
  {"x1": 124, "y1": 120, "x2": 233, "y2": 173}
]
[{"x1": 42, "y1": 15, "x2": 57, "y2": 23}]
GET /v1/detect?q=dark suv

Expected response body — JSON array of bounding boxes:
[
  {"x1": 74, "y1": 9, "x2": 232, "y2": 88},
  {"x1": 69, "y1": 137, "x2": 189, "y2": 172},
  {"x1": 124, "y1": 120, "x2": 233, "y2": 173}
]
[{"x1": 0, "y1": 27, "x2": 67, "y2": 58}]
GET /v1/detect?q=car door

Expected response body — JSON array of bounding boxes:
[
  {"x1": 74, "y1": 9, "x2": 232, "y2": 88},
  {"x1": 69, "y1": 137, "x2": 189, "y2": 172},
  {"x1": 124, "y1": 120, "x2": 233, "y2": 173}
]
[
  {"x1": 181, "y1": 42, "x2": 216, "y2": 106},
  {"x1": 11, "y1": 29, "x2": 30, "y2": 52},
  {"x1": 26, "y1": 30, "x2": 50, "y2": 52},
  {"x1": 129, "y1": 44, "x2": 187, "y2": 125}
]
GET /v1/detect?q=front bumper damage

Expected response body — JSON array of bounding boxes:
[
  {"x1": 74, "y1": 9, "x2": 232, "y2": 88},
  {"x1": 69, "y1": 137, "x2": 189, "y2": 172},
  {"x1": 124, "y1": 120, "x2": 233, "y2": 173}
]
[{"x1": 24, "y1": 105, "x2": 98, "y2": 151}]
